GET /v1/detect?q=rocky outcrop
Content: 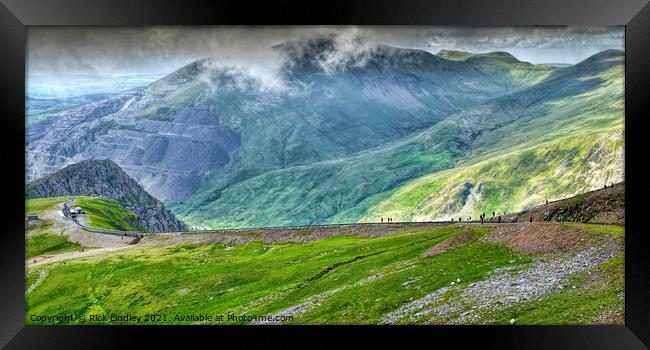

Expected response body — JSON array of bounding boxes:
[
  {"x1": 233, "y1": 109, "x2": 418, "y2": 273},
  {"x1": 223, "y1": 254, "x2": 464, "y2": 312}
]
[
  {"x1": 517, "y1": 182, "x2": 624, "y2": 225},
  {"x1": 26, "y1": 159, "x2": 187, "y2": 232}
]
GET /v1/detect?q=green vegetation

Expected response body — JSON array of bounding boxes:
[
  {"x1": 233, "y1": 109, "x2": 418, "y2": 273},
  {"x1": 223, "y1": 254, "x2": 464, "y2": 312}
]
[
  {"x1": 26, "y1": 233, "x2": 83, "y2": 258},
  {"x1": 24, "y1": 222, "x2": 624, "y2": 325},
  {"x1": 477, "y1": 253, "x2": 624, "y2": 325},
  {"x1": 172, "y1": 50, "x2": 623, "y2": 229},
  {"x1": 26, "y1": 196, "x2": 146, "y2": 232},
  {"x1": 73, "y1": 197, "x2": 146, "y2": 232},
  {"x1": 26, "y1": 197, "x2": 69, "y2": 215},
  {"x1": 359, "y1": 131, "x2": 623, "y2": 222},
  {"x1": 565, "y1": 223, "x2": 625, "y2": 237},
  {"x1": 26, "y1": 225, "x2": 524, "y2": 325},
  {"x1": 25, "y1": 196, "x2": 144, "y2": 257}
]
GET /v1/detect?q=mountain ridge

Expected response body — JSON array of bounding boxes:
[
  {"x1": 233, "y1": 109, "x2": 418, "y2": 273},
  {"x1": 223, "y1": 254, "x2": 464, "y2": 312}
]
[
  {"x1": 25, "y1": 43, "x2": 624, "y2": 229},
  {"x1": 26, "y1": 159, "x2": 187, "y2": 232}
]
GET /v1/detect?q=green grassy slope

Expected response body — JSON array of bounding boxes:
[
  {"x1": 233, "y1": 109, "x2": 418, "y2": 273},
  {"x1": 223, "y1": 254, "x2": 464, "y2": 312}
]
[
  {"x1": 174, "y1": 50, "x2": 623, "y2": 229},
  {"x1": 25, "y1": 222, "x2": 623, "y2": 325},
  {"x1": 73, "y1": 197, "x2": 147, "y2": 231},
  {"x1": 26, "y1": 196, "x2": 145, "y2": 232},
  {"x1": 24, "y1": 226, "x2": 518, "y2": 324},
  {"x1": 337, "y1": 52, "x2": 624, "y2": 223},
  {"x1": 357, "y1": 131, "x2": 623, "y2": 222},
  {"x1": 26, "y1": 197, "x2": 87, "y2": 258},
  {"x1": 25, "y1": 197, "x2": 145, "y2": 258},
  {"x1": 475, "y1": 253, "x2": 624, "y2": 325},
  {"x1": 26, "y1": 196, "x2": 69, "y2": 216},
  {"x1": 26, "y1": 234, "x2": 82, "y2": 258}
]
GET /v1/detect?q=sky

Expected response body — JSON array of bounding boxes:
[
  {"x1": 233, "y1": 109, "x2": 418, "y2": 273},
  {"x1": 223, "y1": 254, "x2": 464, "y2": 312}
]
[{"x1": 26, "y1": 26, "x2": 624, "y2": 98}]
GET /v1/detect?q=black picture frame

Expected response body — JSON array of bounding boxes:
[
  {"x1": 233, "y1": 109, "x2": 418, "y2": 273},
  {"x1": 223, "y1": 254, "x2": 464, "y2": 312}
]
[{"x1": 1, "y1": 0, "x2": 649, "y2": 348}]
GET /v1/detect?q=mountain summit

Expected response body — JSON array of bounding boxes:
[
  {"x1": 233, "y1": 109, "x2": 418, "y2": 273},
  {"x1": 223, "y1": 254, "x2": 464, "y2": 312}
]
[{"x1": 26, "y1": 46, "x2": 623, "y2": 229}]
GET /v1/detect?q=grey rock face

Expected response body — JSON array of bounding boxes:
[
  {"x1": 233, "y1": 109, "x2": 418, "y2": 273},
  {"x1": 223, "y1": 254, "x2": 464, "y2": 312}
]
[
  {"x1": 26, "y1": 159, "x2": 187, "y2": 232},
  {"x1": 27, "y1": 92, "x2": 241, "y2": 202}
]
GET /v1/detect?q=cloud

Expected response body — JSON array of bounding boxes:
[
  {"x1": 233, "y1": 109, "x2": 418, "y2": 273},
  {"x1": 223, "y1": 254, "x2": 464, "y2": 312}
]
[{"x1": 27, "y1": 26, "x2": 624, "y2": 81}]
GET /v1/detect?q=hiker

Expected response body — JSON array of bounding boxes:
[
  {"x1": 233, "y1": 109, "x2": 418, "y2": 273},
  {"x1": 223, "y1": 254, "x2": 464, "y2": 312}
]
[
  {"x1": 381, "y1": 217, "x2": 384, "y2": 224},
  {"x1": 459, "y1": 217, "x2": 462, "y2": 222},
  {"x1": 480, "y1": 215, "x2": 484, "y2": 224},
  {"x1": 546, "y1": 199, "x2": 548, "y2": 205},
  {"x1": 497, "y1": 216, "x2": 502, "y2": 223},
  {"x1": 529, "y1": 214, "x2": 533, "y2": 223}
]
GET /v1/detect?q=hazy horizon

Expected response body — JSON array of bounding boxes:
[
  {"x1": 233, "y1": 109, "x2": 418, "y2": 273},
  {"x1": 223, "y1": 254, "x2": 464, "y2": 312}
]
[{"x1": 27, "y1": 26, "x2": 624, "y2": 99}]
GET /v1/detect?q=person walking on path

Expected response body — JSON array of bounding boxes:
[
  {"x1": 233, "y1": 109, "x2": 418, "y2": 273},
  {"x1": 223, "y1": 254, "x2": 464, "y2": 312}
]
[
  {"x1": 381, "y1": 217, "x2": 384, "y2": 224},
  {"x1": 529, "y1": 214, "x2": 533, "y2": 223}
]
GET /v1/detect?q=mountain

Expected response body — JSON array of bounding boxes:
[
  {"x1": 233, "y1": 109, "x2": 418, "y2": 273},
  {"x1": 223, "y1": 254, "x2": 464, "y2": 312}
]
[
  {"x1": 25, "y1": 36, "x2": 624, "y2": 229},
  {"x1": 25, "y1": 159, "x2": 187, "y2": 232},
  {"x1": 352, "y1": 49, "x2": 624, "y2": 223},
  {"x1": 175, "y1": 49, "x2": 623, "y2": 228},
  {"x1": 26, "y1": 38, "x2": 551, "y2": 203}
]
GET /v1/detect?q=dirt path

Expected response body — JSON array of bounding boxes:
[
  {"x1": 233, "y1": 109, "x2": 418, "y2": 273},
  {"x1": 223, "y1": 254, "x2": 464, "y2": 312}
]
[{"x1": 26, "y1": 245, "x2": 134, "y2": 268}]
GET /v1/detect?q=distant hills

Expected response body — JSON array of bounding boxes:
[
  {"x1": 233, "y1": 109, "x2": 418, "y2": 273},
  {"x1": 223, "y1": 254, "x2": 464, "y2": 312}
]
[
  {"x1": 26, "y1": 36, "x2": 624, "y2": 229},
  {"x1": 26, "y1": 159, "x2": 187, "y2": 232}
]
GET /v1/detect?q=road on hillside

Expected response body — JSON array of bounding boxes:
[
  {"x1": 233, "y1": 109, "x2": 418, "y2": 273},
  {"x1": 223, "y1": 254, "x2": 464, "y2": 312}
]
[{"x1": 62, "y1": 198, "x2": 519, "y2": 236}]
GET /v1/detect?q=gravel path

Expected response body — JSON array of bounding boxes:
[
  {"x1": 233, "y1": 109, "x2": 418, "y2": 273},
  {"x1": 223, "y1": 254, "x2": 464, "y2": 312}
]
[
  {"x1": 25, "y1": 269, "x2": 48, "y2": 295},
  {"x1": 380, "y1": 239, "x2": 623, "y2": 324}
]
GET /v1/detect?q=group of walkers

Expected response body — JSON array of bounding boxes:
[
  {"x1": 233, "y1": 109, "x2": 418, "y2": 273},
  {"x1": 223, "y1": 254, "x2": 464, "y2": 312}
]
[
  {"x1": 449, "y1": 211, "x2": 503, "y2": 224},
  {"x1": 477, "y1": 211, "x2": 502, "y2": 224},
  {"x1": 380, "y1": 217, "x2": 394, "y2": 224}
]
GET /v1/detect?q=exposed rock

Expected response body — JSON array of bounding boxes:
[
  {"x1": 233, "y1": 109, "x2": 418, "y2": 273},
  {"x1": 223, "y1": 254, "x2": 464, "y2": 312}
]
[{"x1": 26, "y1": 159, "x2": 187, "y2": 232}]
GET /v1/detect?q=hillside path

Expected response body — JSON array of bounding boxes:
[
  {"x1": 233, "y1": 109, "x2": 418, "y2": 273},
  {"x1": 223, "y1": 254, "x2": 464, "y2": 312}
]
[{"x1": 26, "y1": 245, "x2": 133, "y2": 268}]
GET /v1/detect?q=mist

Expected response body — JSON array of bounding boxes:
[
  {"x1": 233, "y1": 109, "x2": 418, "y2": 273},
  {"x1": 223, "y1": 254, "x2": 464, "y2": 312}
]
[{"x1": 27, "y1": 26, "x2": 624, "y2": 98}]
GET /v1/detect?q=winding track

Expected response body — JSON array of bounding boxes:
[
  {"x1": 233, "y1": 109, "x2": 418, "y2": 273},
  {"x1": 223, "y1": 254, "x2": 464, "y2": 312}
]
[{"x1": 62, "y1": 200, "x2": 518, "y2": 237}]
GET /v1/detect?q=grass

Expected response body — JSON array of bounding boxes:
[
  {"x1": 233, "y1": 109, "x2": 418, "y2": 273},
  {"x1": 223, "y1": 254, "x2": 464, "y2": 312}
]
[
  {"x1": 565, "y1": 223, "x2": 625, "y2": 237},
  {"x1": 26, "y1": 197, "x2": 69, "y2": 216},
  {"x1": 26, "y1": 225, "x2": 525, "y2": 325},
  {"x1": 477, "y1": 253, "x2": 624, "y2": 325},
  {"x1": 25, "y1": 196, "x2": 143, "y2": 258},
  {"x1": 26, "y1": 196, "x2": 146, "y2": 231},
  {"x1": 359, "y1": 131, "x2": 623, "y2": 223},
  {"x1": 24, "y1": 223, "x2": 624, "y2": 325},
  {"x1": 173, "y1": 52, "x2": 623, "y2": 229},
  {"x1": 26, "y1": 233, "x2": 82, "y2": 258},
  {"x1": 73, "y1": 197, "x2": 146, "y2": 231}
]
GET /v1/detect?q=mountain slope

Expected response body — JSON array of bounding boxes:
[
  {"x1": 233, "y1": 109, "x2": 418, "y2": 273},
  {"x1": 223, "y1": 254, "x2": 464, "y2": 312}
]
[
  {"x1": 26, "y1": 159, "x2": 187, "y2": 232},
  {"x1": 174, "y1": 49, "x2": 623, "y2": 228},
  {"x1": 25, "y1": 39, "x2": 624, "y2": 229},
  {"x1": 349, "y1": 50, "x2": 624, "y2": 223},
  {"x1": 26, "y1": 38, "x2": 552, "y2": 204}
]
